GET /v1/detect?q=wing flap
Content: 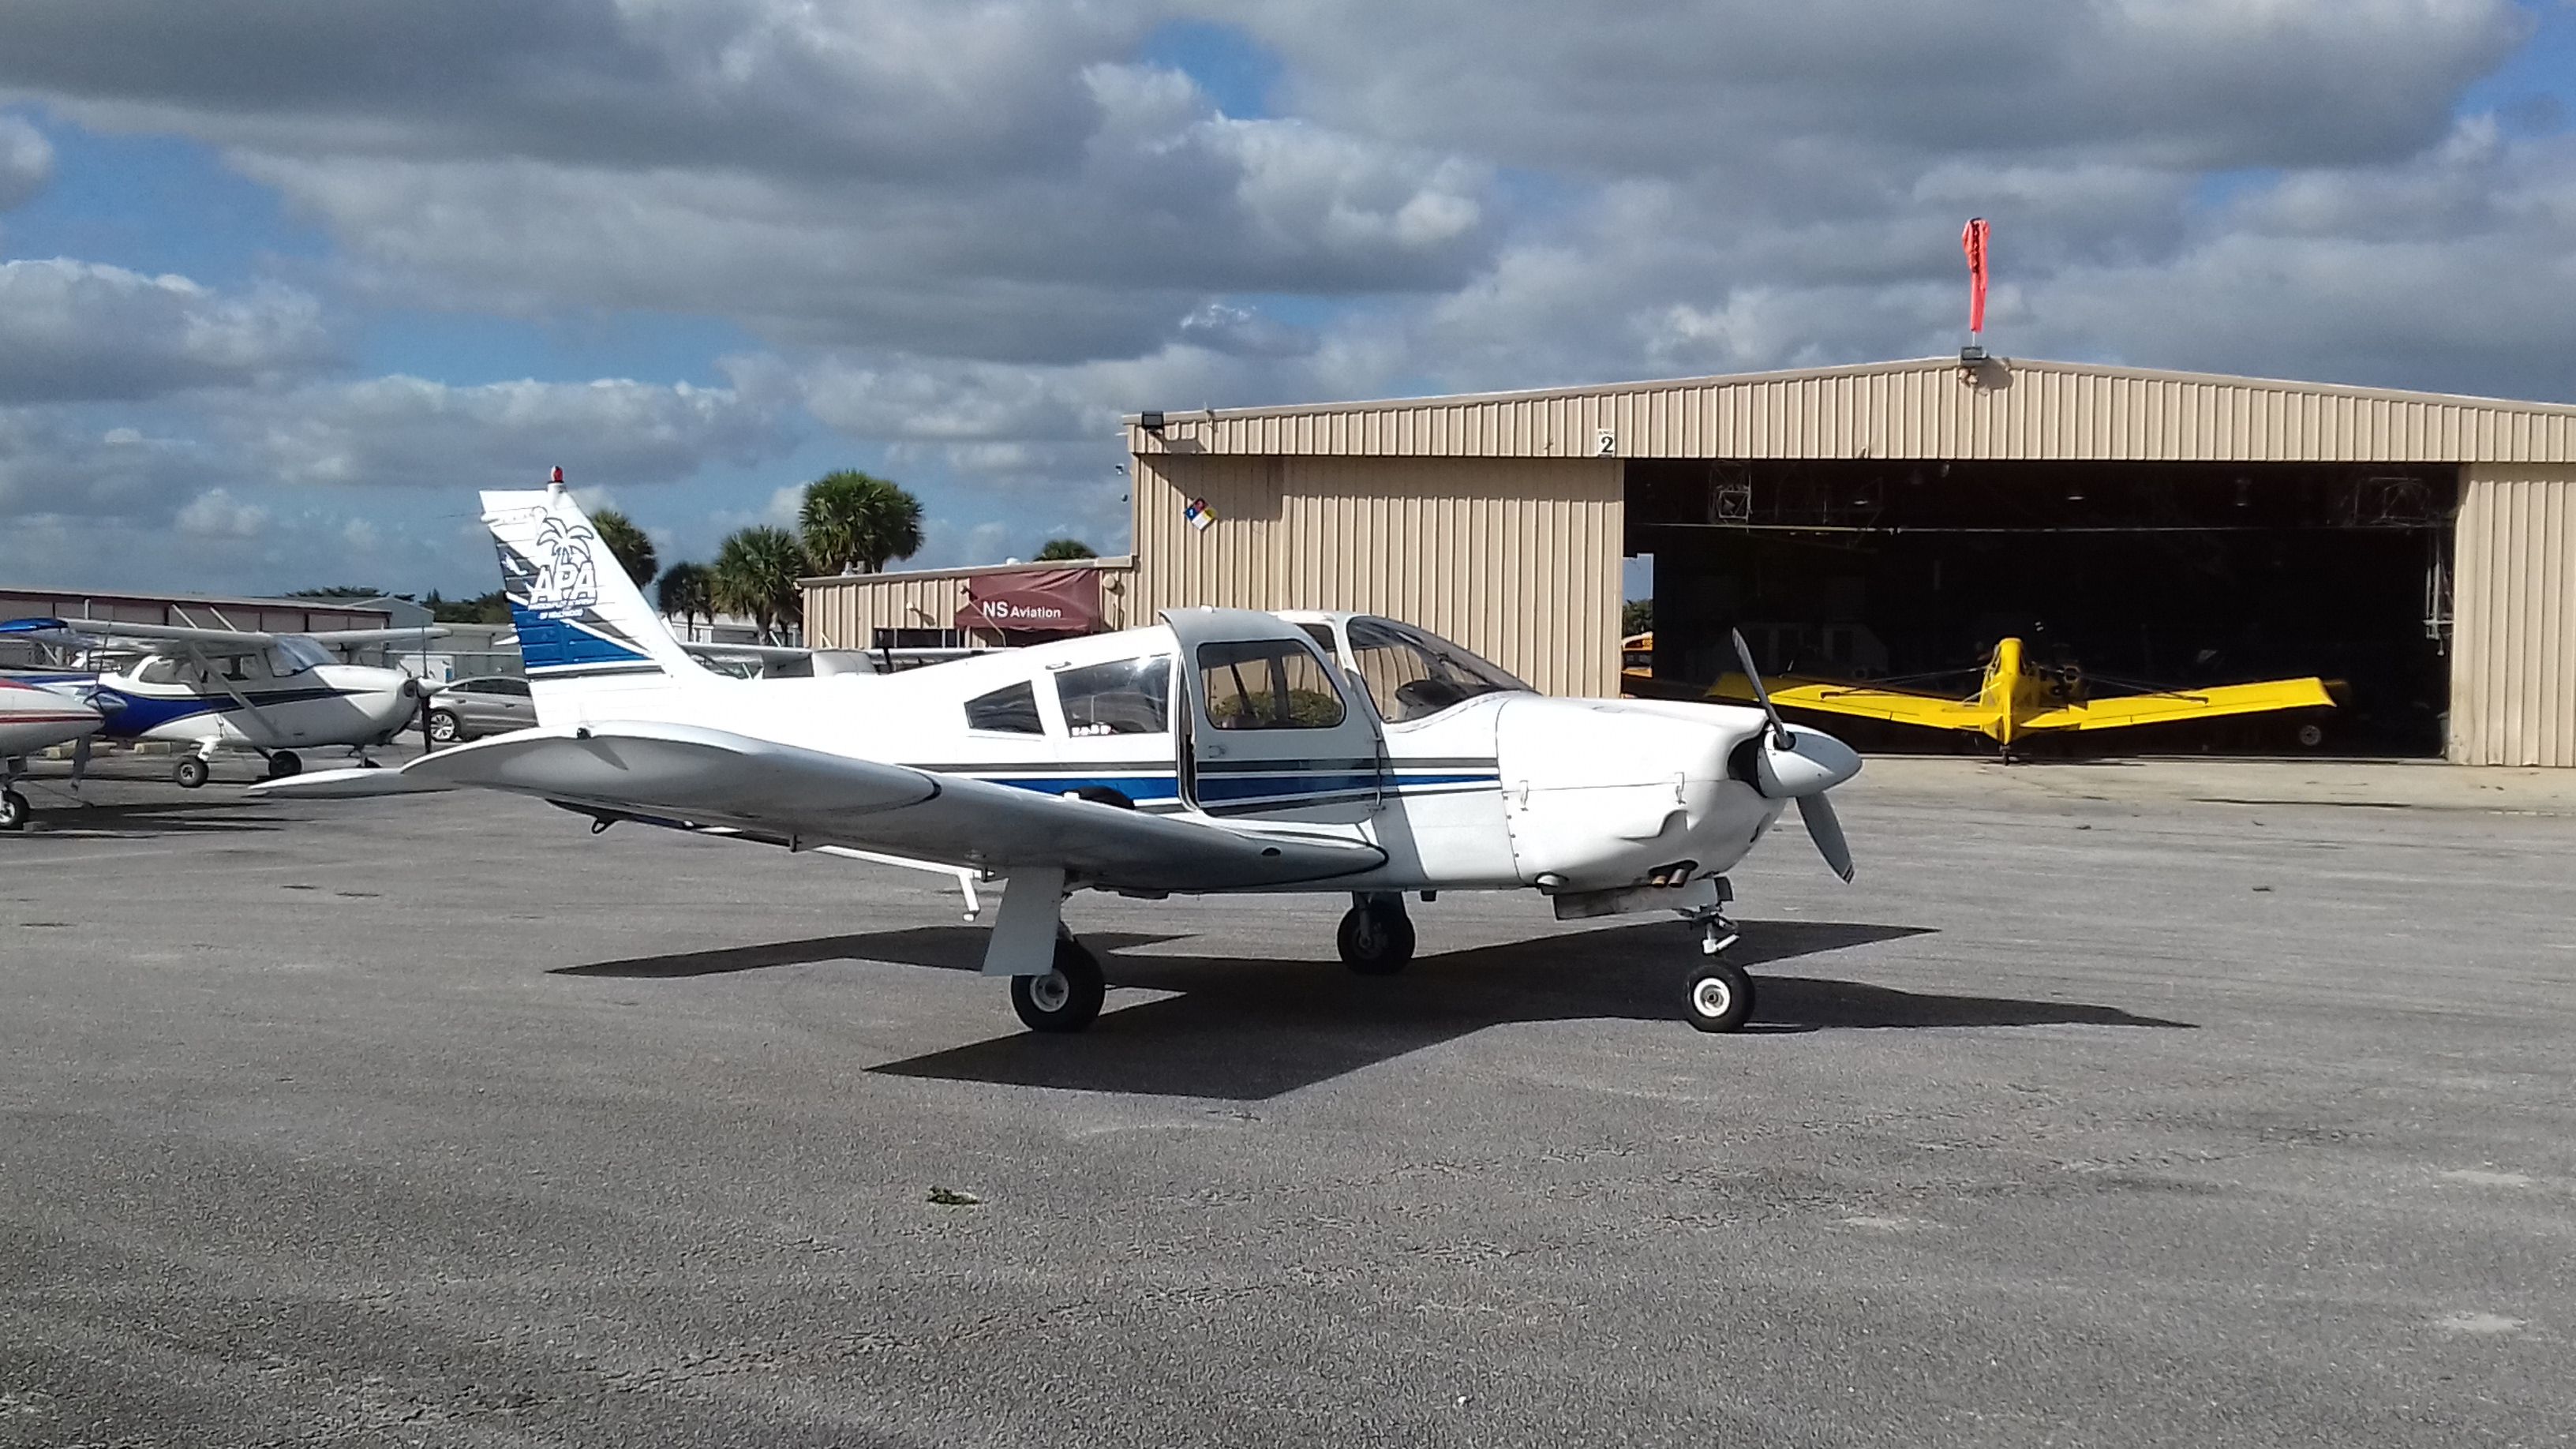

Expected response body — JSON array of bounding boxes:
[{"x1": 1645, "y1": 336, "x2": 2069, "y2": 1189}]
[
  {"x1": 265, "y1": 721, "x2": 1383, "y2": 892},
  {"x1": 2021, "y1": 678, "x2": 2336, "y2": 732}
]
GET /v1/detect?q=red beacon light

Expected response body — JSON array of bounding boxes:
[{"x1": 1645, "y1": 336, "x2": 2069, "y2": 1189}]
[{"x1": 549, "y1": 466, "x2": 565, "y2": 484}]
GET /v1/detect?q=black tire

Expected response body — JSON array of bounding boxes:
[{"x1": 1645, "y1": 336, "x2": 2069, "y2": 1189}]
[
  {"x1": 1683, "y1": 958, "x2": 1757, "y2": 1033},
  {"x1": 0, "y1": 789, "x2": 28, "y2": 832},
  {"x1": 425, "y1": 709, "x2": 461, "y2": 744},
  {"x1": 1336, "y1": 901, "x2": 1416, "y2": 975},
  {"x1": 1010, "y1": 938, "x2": 1106, "y2": 1033},
  {"x1": 173, "y1": 757, "x2": 211, "y2": 790},
  {"x1": 2294, "y1": 722, "x2": 2324, "y2": 749},
  {"x1": 265, "y1": 751, "x2": 302, "y2": 780}
]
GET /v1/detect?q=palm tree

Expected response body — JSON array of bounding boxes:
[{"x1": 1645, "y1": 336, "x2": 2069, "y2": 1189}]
[
  {"x1": 1035, "y1": 538, "x2": 1097, "y2": 561},
  {"x1": 589, "y1": 508, "x2": 659, "y2": 586},
  {"x1": 799, "y1": 470, "x2": 924, "y2": 575},
  {"x1": 655, "y1": 561, "x2": 713, "y2": 639},
  {"x1": 709, "y1": 526, "x2": 808, "y2": 643}
]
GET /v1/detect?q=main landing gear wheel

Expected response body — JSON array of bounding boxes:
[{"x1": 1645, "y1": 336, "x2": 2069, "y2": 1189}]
[
  {"x1": 1011, "y1": 938, "x2": 1106, "y2": 1033},
  {"x1": 1337, "y1": 897, "x2": 1416, "y2": 975},
  {"x1": 264, "y1": 751, "x2": 302, "y2": 780},
  {"x1": 1683, "y1": 958, "x2": 1757, "y2": 1034},
  {"x1": 0, "y1": 789, "x2": 28, "y2": 831},
  {"x1": 173, "y1": 757, "x2": 211, "y2": 790}
]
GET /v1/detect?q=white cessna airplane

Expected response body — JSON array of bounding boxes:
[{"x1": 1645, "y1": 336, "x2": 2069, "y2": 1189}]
[
  {"x1": 260, "y1": 481, "x2": 1863, "y2": 1034},
  {"x1": 0, "y1": 617, "x2": 436, "y2": 789},
  {"x1": 0, "y1": 676, "x2": 105, "y2": 829}
]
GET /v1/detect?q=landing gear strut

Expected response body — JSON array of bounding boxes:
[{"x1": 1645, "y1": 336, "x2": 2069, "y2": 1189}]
[
  {"x1": 1679, "y1": 880, "x2": 1757, "y2": 1033},
  {"x1": 1337, "y1": 892, "x2": 1415, "y2": 975}
]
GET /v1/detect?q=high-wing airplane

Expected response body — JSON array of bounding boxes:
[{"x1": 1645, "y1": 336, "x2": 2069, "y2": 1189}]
[
  {"x1": 0, "y1": 676, "x2": 105, "y2": 829},
  {"x1": 257, "y1": 481, "x2": 1863, "y2": 1034},
  {"x1": 1711, "y1": 634, "x2": 2335, "y2": 756},
  {"x1": 0, "y1": 618, "x2": 437, "y2": 787}
]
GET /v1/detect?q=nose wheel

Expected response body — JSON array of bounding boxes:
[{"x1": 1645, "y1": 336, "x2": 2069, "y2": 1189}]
[
  {"x1": 1681, "y1": 897, "x2": 1756, "y2": 1032},
  {"x1": 1683, "y1": 958, "x2": 1756, "y2": 1033}
]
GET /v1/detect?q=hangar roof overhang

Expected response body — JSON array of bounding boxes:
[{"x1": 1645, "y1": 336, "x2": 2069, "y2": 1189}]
[{"x1": 1125, "y1": 357, "x2": 2576, "y2": 466}]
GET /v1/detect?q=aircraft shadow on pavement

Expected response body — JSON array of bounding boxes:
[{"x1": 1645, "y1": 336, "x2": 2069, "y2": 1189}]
[
  {"x1": 2, "y1": 799, "x2": 285, "y2": 837},
  {"x1": 556, "y1": 931, "x2": 1185, "y2": 979},
  {"x1": 811, "y1": 917, "x2": 2180, "y2": 1100},
  {"x1": 555, "y1": 919, "x2": 2192, "y2": 1099}
]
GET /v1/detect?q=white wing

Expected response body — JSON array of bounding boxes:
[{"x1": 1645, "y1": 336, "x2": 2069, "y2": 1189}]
[
  {"x1": 254, "y1": 721, "x2": 1384, "y2": 893},
  {"x1": 0, "y1": 616, "x2": 445, "y2": 654}
]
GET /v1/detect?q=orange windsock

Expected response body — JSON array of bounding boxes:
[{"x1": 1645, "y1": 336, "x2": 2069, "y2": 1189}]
[{"x1": 1961, "y1": 217, "x2": 1990, "y2": 335}]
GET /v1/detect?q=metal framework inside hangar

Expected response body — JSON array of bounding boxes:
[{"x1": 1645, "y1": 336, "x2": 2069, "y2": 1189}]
[{"x1": 807, "y1": 357, "x2": 2576, "y2": 766}]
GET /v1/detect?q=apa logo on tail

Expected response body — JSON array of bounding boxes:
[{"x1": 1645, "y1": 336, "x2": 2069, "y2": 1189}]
[{"x1": 528, "y1": 516, "x2": 602, "y2": 615}]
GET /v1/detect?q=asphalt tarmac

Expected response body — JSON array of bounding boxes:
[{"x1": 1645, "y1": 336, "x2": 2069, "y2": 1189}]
[{"x1": 2, "y1": 756, "x2": 2570, "y2": 1447}]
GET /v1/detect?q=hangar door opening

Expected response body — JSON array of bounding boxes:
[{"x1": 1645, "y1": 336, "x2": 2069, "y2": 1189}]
[{"x1": 1628, "y1": 460, "x2": 2456, "y2": 756}]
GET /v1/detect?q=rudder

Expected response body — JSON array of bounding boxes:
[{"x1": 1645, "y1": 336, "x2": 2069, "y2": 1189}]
[{"x1": 481, "y1": 481, "x2": 710, "y2": 714}]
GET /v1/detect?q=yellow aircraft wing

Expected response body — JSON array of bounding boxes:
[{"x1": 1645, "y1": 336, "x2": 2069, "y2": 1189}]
[
  {"x1": 1711, "y1": 674, "x2": 1999, "y2": 732},
  {"x1": 2018, "y1": 677, "x2": 2334, "y2": 733}
]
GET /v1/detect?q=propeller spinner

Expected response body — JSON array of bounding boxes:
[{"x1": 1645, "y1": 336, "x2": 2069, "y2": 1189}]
[{"x1": 1730, "y1": 629, "x2": 1860, "y2": 883}]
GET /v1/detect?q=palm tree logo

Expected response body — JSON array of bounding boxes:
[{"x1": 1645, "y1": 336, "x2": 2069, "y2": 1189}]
[{"x1": 529, "y1": 518, "x2": 601, "y2": 613}]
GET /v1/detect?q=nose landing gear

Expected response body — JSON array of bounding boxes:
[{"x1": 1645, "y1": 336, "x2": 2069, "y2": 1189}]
[{"x1": 1680, "y1": 884, "x2": 1757, "y2": 1032}]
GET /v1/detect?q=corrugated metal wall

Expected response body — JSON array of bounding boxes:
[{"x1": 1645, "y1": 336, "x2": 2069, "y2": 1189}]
[
  {"x1": 803, "y1": 574, "x2": 964, "y2": 649},
  {"x1": 805, "y1": 565, "x2": 1133, "y2": 649},
  {"x1": 1131, "y1": 358, "x2": 2576, "y2": 466},
  {"x1": 1132, "y1": 454, "x2": 1624, "y2": 696},
  {"x1": 2451, "y1": 465, "x2": 2576, "y2": 766}
]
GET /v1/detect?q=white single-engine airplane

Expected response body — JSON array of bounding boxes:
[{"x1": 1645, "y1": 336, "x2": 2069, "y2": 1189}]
[
  {"x1": 0, "y1": 676, "x2": 105, "y2": 829},
  {"x1": 0, "y1": 617, "x2": 436, "y2": 790},
  {"x1": 259, "y1": 481, "x2": 1863, "y2": 1034}
]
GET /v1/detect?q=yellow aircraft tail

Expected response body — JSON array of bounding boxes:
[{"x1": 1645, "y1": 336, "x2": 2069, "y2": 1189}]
[{"x1": 1980, "y1": 636, "x2": 2026, "y2": 748}]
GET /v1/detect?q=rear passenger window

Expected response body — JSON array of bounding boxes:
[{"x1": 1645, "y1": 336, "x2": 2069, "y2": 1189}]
[
  {"x1": 964, "y1": 681, "x2": 1043, "y2": 734},
  {"x1": 1198, "y1": 640, "x2": 1346, "y2": 730},
  {"x1": 1055, "y1": 656, "x2": 1171, "y2": 736}
]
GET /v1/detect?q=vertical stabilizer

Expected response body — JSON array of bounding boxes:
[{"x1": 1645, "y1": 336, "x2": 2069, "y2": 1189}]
[
  {"x1": 1981, "y1": 636, "x2": 2027, "y2": 749},
  {"x1": 481, "y1": 482, "x2": 710, "y2": 719}
]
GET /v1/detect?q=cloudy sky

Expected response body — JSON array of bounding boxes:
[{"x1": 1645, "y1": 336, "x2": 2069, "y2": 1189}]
[{"x1": 2, "y1": 1, "x2": 2572, "y2": 600}]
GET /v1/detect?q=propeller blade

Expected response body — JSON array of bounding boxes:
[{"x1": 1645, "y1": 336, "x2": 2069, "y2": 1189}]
[
  {"x1": 1730, "y1": 628, "x2": 1788, "y2": 747},
  {"x1": 1797, "y1": 792, "x2": 1855, "y2": 883}
]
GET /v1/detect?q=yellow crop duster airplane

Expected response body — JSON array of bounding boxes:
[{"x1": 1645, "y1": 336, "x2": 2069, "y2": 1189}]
[{"x1": 1712, "y1": 635, "x2": 2335, "y2": 754}]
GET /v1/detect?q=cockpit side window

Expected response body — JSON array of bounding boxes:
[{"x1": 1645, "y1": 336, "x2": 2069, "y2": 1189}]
[
  {"x1": 135, "y1": 656, "x2": 185, "y2": 686},
  {"x1": 964, "y1": 681, "x2": 1044, "y2": 734},
  {"x1": 267, "y1": 637, "x2": 332, "y2": 676},
  {"x1": 1197, "y1": 640, "x2": 1346, "y2": 730},
  {"x1": 1054, "y1": 656, "x2": 1171, "y2": 736},
  {"x1": 1346, "y1": 617, "x2": 1529, "y2": 723}
]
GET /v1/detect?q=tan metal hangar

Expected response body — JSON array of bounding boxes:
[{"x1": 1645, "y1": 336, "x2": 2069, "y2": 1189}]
[{"x1": 805, "y1": 355, "x2": 2576, "y2": 766}]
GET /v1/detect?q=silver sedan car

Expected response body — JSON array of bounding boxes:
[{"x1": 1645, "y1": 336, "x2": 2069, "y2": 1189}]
[{"x1": 423, "y1": 675, "x2": 536, "y2": 743}]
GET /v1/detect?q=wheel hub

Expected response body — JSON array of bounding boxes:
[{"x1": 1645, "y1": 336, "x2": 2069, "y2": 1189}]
[
  {"x1": 1028, "y1": 970, "x2": 1071, "y2": 1013},
  {"x1": 1692, "y1": 976, "x2": 1733, "y2": 1018}
]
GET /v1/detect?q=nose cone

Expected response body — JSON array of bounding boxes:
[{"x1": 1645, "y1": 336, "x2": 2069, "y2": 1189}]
[{"x1": 1753, "y1": 725, "x2": 1861, "y2": 799}]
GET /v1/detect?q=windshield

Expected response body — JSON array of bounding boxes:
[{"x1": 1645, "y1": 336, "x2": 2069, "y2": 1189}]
[
  {"x1": 268, "y1": 637, "x2": 334, "y2": 676},
  {"x1": 1344, "y1": 618, "x2": 1530, "y2": 723}
]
